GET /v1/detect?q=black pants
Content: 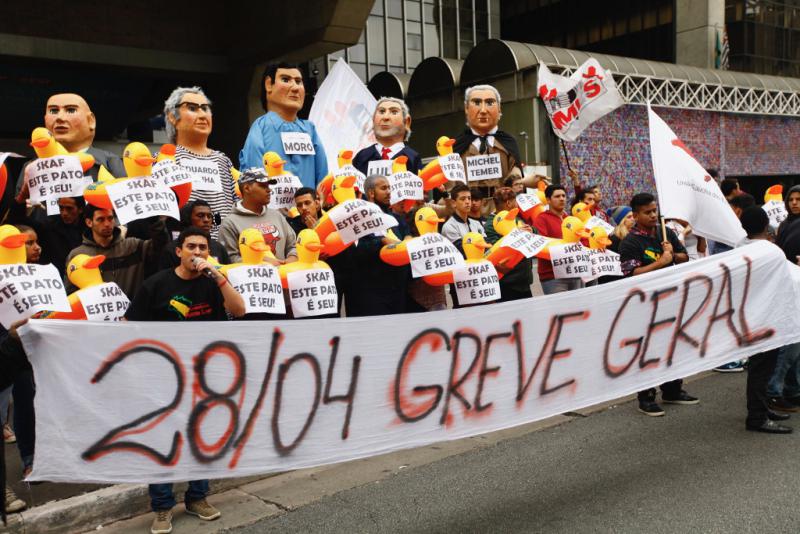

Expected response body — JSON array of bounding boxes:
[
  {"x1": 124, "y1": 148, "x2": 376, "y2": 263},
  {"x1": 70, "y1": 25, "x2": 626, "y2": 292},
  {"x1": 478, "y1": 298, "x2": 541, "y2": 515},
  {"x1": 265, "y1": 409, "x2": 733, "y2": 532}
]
[
  {"x1": 637, "y1": 379, "x2": 683, "y2": 403},
  {"x1": 746, "y1": 349, "x2": 778, "y2": 426},
  {"x1": 499, "y1": 285, "x2": 532, "y2": 302}
]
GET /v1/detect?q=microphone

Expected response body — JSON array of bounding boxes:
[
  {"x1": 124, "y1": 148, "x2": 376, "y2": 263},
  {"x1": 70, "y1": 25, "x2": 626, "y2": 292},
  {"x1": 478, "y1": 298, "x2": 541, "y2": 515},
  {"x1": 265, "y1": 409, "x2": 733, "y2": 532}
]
[{"x1": 191, "y1": 256, "x2": 214, "y2": 278}]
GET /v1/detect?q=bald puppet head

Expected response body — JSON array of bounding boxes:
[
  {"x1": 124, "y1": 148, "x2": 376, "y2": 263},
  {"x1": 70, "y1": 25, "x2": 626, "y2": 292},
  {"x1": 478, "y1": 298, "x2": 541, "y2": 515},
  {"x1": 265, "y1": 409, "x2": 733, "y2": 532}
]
[{"x1": 44, "y1": 93, "x2": 97, "y2": 152}]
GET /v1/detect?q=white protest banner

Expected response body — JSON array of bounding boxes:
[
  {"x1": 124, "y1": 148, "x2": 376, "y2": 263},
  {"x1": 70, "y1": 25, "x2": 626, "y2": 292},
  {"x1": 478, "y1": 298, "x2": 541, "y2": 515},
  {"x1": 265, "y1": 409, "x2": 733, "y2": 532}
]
[
  {"x1": 763, "y1": 200, "x2": 788, "y2": 229},
  {"x1": 309, "y1": 58, "x2": 377, "y2": 173},
  {"x1": 150, "y1": 159, "x2": 193, "y2": 189},
  {"x1": 584, "y1": 215, "x2": 615, "y2": 235},
  {"x1": 516, "y1": 194, "x2": 542, "y2": 214},
  {"x1": 466, "y1": 154, "x2": 502, "y2": 182},
  {"x1": 438, "y1": 153, "x2": 466, "y2": 184},
  {"x1": 268, "y1": 174, "x2": 304, "y2": 210},
  {"x1": 327, "y1": 199, "x2": 397, "y2": 244},
  {"x1": 388, "y1": 171, "x2": 423, "y2": 206},
  {"x1": 406, "y1": 233, "x2": 465, "y2": 278},
  {"x1": 77, "y1": 283, "x2": 130, "y2": 322},
  {"x1": 281, "y1": 132, "x2": 315, "y2": 155},
  {"x1": 287, "y1": 268, "x2": 338, "y2": 317},
  {"x1": 0, "y1": 264, "x2": 69, "y2": 327},
  {"x1": 225, "y1": 264, "x2": 285, "y2": 315},
  {"x1": 106, "y1": 178, "x2": 180, "y2": 225},
  {"x1": 25, "y1": 155, "x2": 88, "y2": 202},
  {"x1": 366, "y1": 160, "x2": 393, "y2": 177},
  {"x1": 502, "y1": 229, "x2": 549, "y2": 258},
  {"x1": 648, "y1": 105, "x2": 746, "y2": 247},
  {"x1": 333, "y1": 164, "x2": 367, "y2": 193},
  {"x1": 180, "y1": 157, "x2": 222, "y2": 192},
  {"x1": 550, "y1": 242, "x2": 591, "y2": 279},
  {"x1": 583, "y1": 249, "x2": 622, "y2": 282},
  {"x1": 453, "y1": 260, "x2": 501, "y2": 305},
  {"x1": 45, "y1": 198, "x2": 60, "y2": 216},
  {"x1": 20, "y1": 242, "x2": 800, "y2": 483},
  {"x1": 537, "y1": 58, "x2": 624, "y2": 141}
]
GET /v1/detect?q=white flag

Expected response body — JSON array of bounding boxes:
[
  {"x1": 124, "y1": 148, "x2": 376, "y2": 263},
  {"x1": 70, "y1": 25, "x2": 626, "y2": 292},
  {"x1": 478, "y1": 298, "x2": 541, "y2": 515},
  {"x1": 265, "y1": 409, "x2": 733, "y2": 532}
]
[
  {"x1": 647, "y1": 105, "x2": 746, "y2": 247},
  {"x1": 537, "y1": 58, "x2": 624, "y2": 141},
  {"x1": 309, "y1": 59, "x2": 377, "y2": 172}
]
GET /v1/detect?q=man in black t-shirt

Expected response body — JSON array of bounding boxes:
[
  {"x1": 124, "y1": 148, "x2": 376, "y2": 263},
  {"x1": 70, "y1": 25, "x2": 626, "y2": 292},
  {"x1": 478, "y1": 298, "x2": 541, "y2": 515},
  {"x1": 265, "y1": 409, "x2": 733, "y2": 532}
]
[
  {"x1": 618, "y1": 193, "x2": 698, "y2": 417},
  {"x1": 125, "y1": 226, "x2": 244, "y2": 533}
]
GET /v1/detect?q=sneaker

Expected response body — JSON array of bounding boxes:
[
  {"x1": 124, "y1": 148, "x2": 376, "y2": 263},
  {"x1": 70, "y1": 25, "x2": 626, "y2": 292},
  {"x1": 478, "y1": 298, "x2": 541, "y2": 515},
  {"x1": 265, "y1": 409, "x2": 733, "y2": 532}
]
[
  {"x1": 5, "y1": 485, "x2": 26, "y2": 513},
  {"x1": 3, "y1": 423, "x2": 15, "y2": 444},
  {"x1": 714, "y1": 361, "x2": 745, "y2": 373},
  {"x1": 638, "y1": 401, "x2": 665, "y2": 417},
  {"x1": 150, "y1": 509, "x2": 173, "y2": 534},
  {"x1": 185, "y1": 498, "x2": 221, "y2": 521},
  {"x1": 662, "y1": 391, "x2": 700, "y2": 405},
  {"x1": 768, "y1": 397, "x2": 800, "y2": 413}
]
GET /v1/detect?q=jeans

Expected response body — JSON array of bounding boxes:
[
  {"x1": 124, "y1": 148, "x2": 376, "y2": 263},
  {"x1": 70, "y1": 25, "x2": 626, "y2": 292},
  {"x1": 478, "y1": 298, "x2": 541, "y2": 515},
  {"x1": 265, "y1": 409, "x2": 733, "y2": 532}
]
[
  {"x1": 766, "y1": 342, "x2": 800, "y2": 399},
  {"x1": 541, "y1": 278, "x2": 584, "y2": 295},
  {"x1": 149, "y1": 480, "x2": 209, "y2": 511}
]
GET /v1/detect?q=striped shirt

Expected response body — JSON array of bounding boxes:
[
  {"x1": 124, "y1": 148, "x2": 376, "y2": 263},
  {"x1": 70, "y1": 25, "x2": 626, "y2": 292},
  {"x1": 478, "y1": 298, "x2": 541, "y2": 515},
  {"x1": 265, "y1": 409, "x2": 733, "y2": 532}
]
[{"x1": 175, "y1": 146, "x2": 237, "y2": 239}]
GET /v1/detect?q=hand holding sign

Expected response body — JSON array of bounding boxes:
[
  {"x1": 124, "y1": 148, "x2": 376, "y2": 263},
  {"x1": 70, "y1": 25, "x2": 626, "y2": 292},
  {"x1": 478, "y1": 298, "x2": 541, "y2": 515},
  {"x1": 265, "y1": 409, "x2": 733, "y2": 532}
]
[
  {"x1": 0, "y1": 264, "x2": 70, "y2": 327},
  {"x1": 106, "y1": 178, "x2": 180, "y2": 225}
]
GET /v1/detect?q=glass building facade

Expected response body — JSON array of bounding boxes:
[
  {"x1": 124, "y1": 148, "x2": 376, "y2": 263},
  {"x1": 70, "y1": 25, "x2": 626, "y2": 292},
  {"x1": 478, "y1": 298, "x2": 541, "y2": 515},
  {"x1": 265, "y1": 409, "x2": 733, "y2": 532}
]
[
  {"x1": 326, "y1": 0, "x2": 501, "y2": 82},
  {"x1": 726, "y1": 0, "x2": 800, "y2": 77}
]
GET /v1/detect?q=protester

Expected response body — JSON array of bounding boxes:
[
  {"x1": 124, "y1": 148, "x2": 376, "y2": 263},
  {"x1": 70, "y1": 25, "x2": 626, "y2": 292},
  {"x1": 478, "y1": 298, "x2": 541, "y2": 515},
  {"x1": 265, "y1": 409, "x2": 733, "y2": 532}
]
[
  {"x1": 619, "y1": 192, "x2": 697, "y2": 416},
  {"x1": 720, "y1": 177, "x2": 740, "y2": 200},
  {"x1": 218, "y1": 168, "x2": 297, "y2": 264},
  {"x1": 158, "y1": 200, "x2": 229, "y2": 270},
  {"x1": 125, "y1": 226, "x2": 244, "y2": 533},
  {"x1": 353, "y1": 97, "x2": 423, "y2": 175},
  {"x1": 665, "y1": 218, "x2": 706, "y2": 260},
  {"x1": 441, "y1": 184, "x2": 486, "y2": 252},
  {"x1": 239, "y1": 63, "x2": 327, "y2": 188},
  {"x1": 485, "y1": 187, "x2": 533, "y2": 302},
  {"x1": 606, "y1": 205, "x2": 633, "y2": 253},
  {"x1": 469, "y1": 187, "x2": 487, "y2": 224},
  {"x1": 65, "y1": 204, "x2": 166, "y2": 298},
  {"x1": 567, "y1": 169, "x2": 609, "y2": 222},
  {"x1": 504, "y1": 175, "x2": 526, "y2": 194},
  {"x1": 164, "y1": 86, "x2": 237, "y2": 239},
  {"x1": 535, "y1": 184, "x2": 584, "y2": 294},
  {"x1": 347, "y1": 175, "x2": 411, "y2": 316},
  {"x1": 288, "y1": 187, "x2": 322, "y2": 235}
]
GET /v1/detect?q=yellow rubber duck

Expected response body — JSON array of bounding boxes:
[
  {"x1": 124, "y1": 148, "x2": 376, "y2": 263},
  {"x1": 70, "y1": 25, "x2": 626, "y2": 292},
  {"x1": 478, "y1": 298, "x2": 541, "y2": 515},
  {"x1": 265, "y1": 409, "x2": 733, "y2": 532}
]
[
  {"x1": 29, "y1": 127, "x2": 94, "y2": 172},
  {"x1": 83, "y1": 165, "x2": 123, "y2": 210},
  {"x1": 419, "y1": 136, "x2": 458, "y2": 191},
  {"x1": 571, "y1": 202, "x2": 592, "y2": 223},
  {"x1": 380, "y1": 206, "x2": 443, "y2": 267},
  {"x1": 122, "y1": 142, "x2": 156, "y2": 177},
  {"x1": 0, "y1": 225, "x2": 29, "y2": 265},
  {"x1": 318, "y1": 149, "x2": 363, "y2": 204},
  {"x1": 424, "y1": 231, "x2": 493, "y2": 286},
  {"x1": 536, "y1": 216, "x2": 590, "y2": 261},
  {"x1": 218, "y1": 228, "x2": 277, "y2": 276},
  {"x1": 154, "y1": 143, "x2": 192, "y2": 207},
  {"x1": 764, "y1": 184, "x2": 783, "y2": 203},
  {"x1": 278, "y1": 229, "x2": 329, "y2": 287},
  {"x1": 389, "y1": 155, "x2": 421, "y2": 213},
  {"x1": 263, "y1": 151, "x2": 287, "y2": 177},
  {"x1": 485, "y1": 209, "x2": 534, "y2": 275},
  {"x1": 587, "y1": 226, "x2": 613, "y2": 250},
  {"x1": 41, "y1": 254, "x2": 106, "y2": 319}
]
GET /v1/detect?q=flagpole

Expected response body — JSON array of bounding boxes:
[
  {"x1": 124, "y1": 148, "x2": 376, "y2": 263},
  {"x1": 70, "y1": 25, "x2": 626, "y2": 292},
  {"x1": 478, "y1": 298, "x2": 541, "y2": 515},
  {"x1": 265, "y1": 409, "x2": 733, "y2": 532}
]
[
  {"x1": 660, "y1": 216, "x2": 667, "y2": 243},
  {"x1": 560, "y1": 139, "x2": 572, "y2": 171}
]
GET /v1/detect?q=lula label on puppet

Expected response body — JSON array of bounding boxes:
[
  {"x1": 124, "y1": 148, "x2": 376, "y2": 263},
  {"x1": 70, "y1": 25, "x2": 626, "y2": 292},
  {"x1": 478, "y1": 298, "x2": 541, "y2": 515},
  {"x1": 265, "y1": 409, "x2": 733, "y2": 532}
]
[
  {"x1": 0, "y1": 264, "x2": 70, "y2": 327},
  {"x1": 25, "y1": 155, "x2": 87, "y2": 203},
  {"x1": 515, "y1": 193, "x2": 542, "y2": 213},
  {"x1": 406, "y1": 233, "x2": 465, "y2": 278},
  {"x1": 453, "y1": 260, "x2": 501, "y2": 305},
  {"x1": 466, "y1": 153, "x2": 502, "y2": 182},
  {"x1": 584, "y1": 215, "x2": 615, "y2": 234},
  {"x1": 388, "y1": 171, "x2": 423, "y2": 206},
  {"x1": 151, "y1": 159, "x2": 193, "y2": 188},
  {"x1": 366, "y1": 160, "x2": 393, "y2": 177},
  {"x1": 225, "y1": 264, "x2": 285, "y2": 315},
  {"x1": 503, "y1": 229, "x2": 549, "y2": 258},
  {"x1": 106, "y1": 178, "x2": 180, "y2": 225},
  {"x1": 333, "y1": 165, "x2": 367, "y2": 193},
  {"x1": 180, "y1": 157, "x2": 222, "y2": 192},
  {"x1": 327, "y1": 199, "x2": 396, "y2": 243},
  {"x1": 77, "y1": 282, "x2": 130, "y2": 321},
  {"x1": 438, "y1": 153, "x2": 466, "y2": 183},
  {"x1": 268, "y1": 174, "x2": 303, "y2": 210},
  {"x1": 583, "y1": 249, "x2": 622, "y2": 282},
  {"x1": 287, "y1": 268, "x2": 338, "y2": 317},
  {"x1": 550, "y1": 242, "x2": 591, "y2": 279},
  {"x1": 281, "y1": 132, "x2": 315, "y2": 155}
]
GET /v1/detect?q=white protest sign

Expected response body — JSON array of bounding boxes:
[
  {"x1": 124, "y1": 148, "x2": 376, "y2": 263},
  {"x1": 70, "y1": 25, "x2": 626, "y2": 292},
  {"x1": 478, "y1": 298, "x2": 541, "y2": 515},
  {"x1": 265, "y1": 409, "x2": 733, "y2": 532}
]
[
  {"x1": 366, "y1": 160, "x2": 393, "y2": 177},
  {"x1": 550, "y1": 242, "x2": 591, "y2": 279},
  {"x1": 268, "y1": 174, "x2": 304, "y2": 210},
  {"x1": 0, "y1": 264, "x2": 70, "y2": 327},
  {"x1": 151, "y1": 159, "x2": 193, "y2": 189},
  {"x1": 327, "y1": 199, "x2": 397, "y2": 244},
  {"x1": 763, "y1": 200, "x2": 788, "y2": 229},
  {"x1": 287, "y1": 268, "x2": 338, "y2": 317},
  {"x1": 180, "y1": 157, "x2": 222, "y2": 192},
  {"x1": 453, "y1": 260, "x2": 501, "y2": 305},
  {"x1": 45, "y1": 198, "x2": 60, "y2": 216},
  {"x1": 584, "y1": 215, "x2": 615, "y2": 234},
  {"x1": 466, "y1": 153, "x2": 502, "y2": 182},
  {"x1": 438, "y1": 153, "x2": 466, "y2": 184},
  {"x1": 333, "y1": 165, "x2": 367, "y2": 193},
  {"x1": 281, "y1": 132, "x2": 315, "y2": 155},
  {"x1": 20, "y1": 242, "x2": 800, "y2": 484},
  {"x1": 388, "y1": 171, "x2": 423, "y2": 206},
  {"x1": 77, "y1": 283, "x2": 130, "y2": 322},
  {"x1": 584, "y1": 249, "x2": 622, "y2": 282},
  {"x1": 406, "y1": 233, "x2": 465, "y2": 278},
  {"x1": 225, "y1": 264, "x2": 285, "y2": 315},
  {"x1": 25, "y1": 155, "x2": 88, "y2": 202},
  {"x1": 106, "y1": 178, "x2": 180, "y2": 225},
  {"x1": 516, "y1": 194, "x2": 542, "y2": 213},
  {"x1": 502, "y1": 229, "x2": 549, "y2": 258}
]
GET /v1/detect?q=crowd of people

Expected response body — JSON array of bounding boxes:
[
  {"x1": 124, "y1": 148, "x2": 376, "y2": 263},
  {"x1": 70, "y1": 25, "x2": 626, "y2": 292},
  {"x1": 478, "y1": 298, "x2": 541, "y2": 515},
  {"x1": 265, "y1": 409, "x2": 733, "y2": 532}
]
[{"x1": 2, "y1": 61, "x2": 799, "y2": 533}]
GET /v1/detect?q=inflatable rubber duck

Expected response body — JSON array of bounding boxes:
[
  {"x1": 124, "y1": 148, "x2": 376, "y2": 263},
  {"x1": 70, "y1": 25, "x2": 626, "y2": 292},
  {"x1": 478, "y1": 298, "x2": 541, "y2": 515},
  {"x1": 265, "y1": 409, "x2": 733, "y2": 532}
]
[
  {"x1": 263, "y1": 151, "x2": 287, "y2": 178},
  {"x1": 83, "y1": 165, "x2": 123, "y2": 210},
  {"x1": 278, "y1": 228, "x2": 330, "y2": 287},
  {"x1": 40, "y1": 254, "x2": 107, "y2": 319},
  {"x1": 379, "y1": 206, "x2": 444, "y2": 267},
  {"x1": 230, "y1": 166, "x2": 242, "y2": 198},
  {"x1": 764, "y1": 184, "x2": 783, "y2": 203},
  {"x1": 219, "y1": 228, "x2": 276, "y2": 276},
  {"x1": 571, "y1": 202, "x2": 592, "y2": 223},
  {"x1": 418, "y1": 136, "x2": 459, "y2": 191},
  {"x1": 389, "y1": 155, "x2": 421, "y2": 213},
  {"x1": 484, "y1": 209, "x2": 534, "y2": 275},
  {"x1": 423, "y1": 231, "x2": 493, "y2": 286},
  {"x1": 29, "y1": 127, "x2": 94, "y2": 172},
  {"x1": 536, "y1": 216, "x2": 591, "y2": 261},
  {"x1": 587, "y1": 226, "x2": 613, "y2": 250},
  {"x1": 318, "y1": 150, "x2": 365, "y2": 204},
  {"x1": 0, "y1": 225, "x2": 29, "y2": 265},
  {"x1": 122, "y1": 142, "x2": 156, "y2": 178},
  {"x1": 154, "y1": 143, "x2": 192, "y2": 207}
]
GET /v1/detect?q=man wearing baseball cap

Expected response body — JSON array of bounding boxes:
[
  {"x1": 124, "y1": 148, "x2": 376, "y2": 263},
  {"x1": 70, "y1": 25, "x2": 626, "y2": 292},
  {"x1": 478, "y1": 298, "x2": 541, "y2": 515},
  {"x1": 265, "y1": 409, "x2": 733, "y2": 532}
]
[{"x1": 217, "y1": 168, "x2": 297, "y2": 264}]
